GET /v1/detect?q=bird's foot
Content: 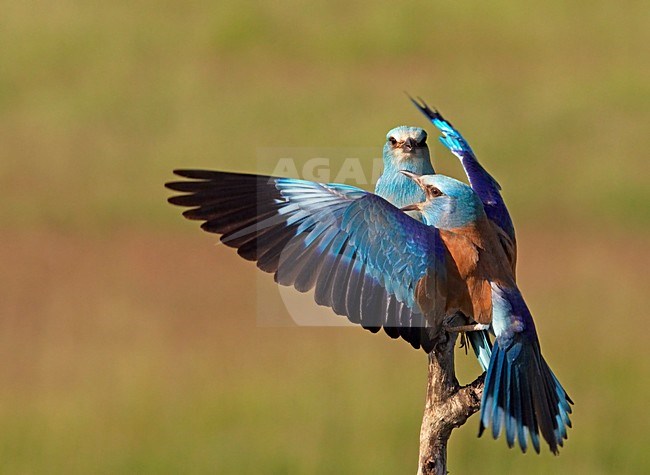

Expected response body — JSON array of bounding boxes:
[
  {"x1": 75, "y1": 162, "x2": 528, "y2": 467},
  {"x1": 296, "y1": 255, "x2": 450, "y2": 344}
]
[{"x1": 458, "y1": 332, "x2": 469, "y2": 354}]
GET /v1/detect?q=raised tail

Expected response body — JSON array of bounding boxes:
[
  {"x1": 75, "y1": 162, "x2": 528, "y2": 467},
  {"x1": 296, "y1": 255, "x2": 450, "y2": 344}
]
[
  {"x1": 466, "y1": 330, "x2": 492, "y2": 372},
  {"x1": 479, "y1": 335, "x2": 573, "y2": 454}
]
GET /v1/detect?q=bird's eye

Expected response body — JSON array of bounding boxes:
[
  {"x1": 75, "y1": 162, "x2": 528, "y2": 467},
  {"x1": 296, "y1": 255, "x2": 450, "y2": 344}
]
[
  {"x1": 428, "y1": 186, "x2": 443, "y2": 197},
  {"x1": 389, "y1": 137, "x2": 397, "y2": 146},
  {"x1": 417, "y1": 137, "x2": 427, "y2": 146}
]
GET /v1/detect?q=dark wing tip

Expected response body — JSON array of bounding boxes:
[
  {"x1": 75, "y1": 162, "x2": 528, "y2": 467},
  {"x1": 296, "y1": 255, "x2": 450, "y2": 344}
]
[
  {"x1": 405, "y1": 92, "x2": 427, "y2": 112},
  {"x1": 404, "y1": 91, "x2": 418, "y2": 106},
  {"x1": 167, "y1": 194, "x2": 187, "y2": 206},
  {"x1": 407, "y1": 95, "x2": 449, "y2": 125},
  {"x1": 166, "y1": 169, "x2": 216, "y2": 192},
  {"x1": 165, "y1": 181, "x2": 192, "y2": 192},
  {"x1": 171, "y1": 169, "x2": 218, "y2": 179}
]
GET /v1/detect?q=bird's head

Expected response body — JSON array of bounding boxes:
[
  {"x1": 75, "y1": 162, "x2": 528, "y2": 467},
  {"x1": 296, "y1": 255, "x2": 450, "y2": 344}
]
[
  {"x1": 384, "y1": 126, "x2": 430, "y2": 167},
  {"x1": 399, "y1": 171, "x2": 485, "y2": 229}
]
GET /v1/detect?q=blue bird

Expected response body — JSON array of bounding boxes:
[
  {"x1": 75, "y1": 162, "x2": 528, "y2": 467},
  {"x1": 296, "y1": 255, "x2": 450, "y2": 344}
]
[
  {"x1": 408, "y1": 100, "x2": 564, "y2": 449},
  {"x1": 166, "y1": 169, "x2": 572, "y2": 454},
  {"x1": 376, "y1": 124, "x2": 492, "y2": 370}
]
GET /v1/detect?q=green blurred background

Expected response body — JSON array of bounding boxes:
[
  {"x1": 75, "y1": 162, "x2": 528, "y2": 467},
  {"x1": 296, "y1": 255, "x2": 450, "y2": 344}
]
[{"x1": 1, "y1": 1, "x2": 648, "y2": 473}]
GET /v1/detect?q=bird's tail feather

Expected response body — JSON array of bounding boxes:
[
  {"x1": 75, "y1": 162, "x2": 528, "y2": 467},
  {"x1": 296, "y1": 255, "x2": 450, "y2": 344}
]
[
  {"x1": 479, "y1": 337, "x2": 572, "y2": 454},
  {"x1": 466, "y1": 330, "x2": 492, "y2": 372}
]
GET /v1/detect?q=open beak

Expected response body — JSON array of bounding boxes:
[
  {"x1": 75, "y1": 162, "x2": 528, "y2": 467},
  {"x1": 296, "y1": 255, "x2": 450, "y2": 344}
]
[
  {"x1": 399, "y1": 170, "x2": 424, "y2": 188},
  {"x1": 399, "y1": 170, "x2": 425, "y2": 212},
  {"x1": 400, "y1": 203, "x2": 422, "y2": 212}
]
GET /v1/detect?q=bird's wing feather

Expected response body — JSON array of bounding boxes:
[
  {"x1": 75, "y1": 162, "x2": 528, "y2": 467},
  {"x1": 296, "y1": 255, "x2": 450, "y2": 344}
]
[
  {"x1": 166, "y1": 170, "x2": 448, "y2": 352},
  {"x1": 410, "y1": 97, "x2": 516, "y2": 244}
]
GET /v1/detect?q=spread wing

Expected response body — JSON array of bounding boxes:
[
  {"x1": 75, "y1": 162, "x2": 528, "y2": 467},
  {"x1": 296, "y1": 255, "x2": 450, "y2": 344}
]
[
  {"x1": 166, "y1": 170, "x2": 449, "y2": 352},
  {"x1": 410, "y1": 97, "x2": 516, "y2": 249}
]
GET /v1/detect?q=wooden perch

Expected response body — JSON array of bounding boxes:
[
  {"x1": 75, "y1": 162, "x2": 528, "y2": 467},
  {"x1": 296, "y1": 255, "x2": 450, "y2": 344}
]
[{"x1": 417, "y1": 332, "x2": 485, "y2": 475}]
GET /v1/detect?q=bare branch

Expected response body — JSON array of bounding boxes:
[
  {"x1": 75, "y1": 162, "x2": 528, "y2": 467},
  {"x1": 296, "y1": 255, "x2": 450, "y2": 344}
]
[{"x1": 417, "y1": 333, "x2": 485, "y2": 475}]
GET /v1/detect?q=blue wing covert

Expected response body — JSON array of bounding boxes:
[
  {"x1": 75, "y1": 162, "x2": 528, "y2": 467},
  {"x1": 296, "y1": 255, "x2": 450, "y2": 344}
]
[{"x1": 166, "y1": 170, "x2": 449, "y2": 352}]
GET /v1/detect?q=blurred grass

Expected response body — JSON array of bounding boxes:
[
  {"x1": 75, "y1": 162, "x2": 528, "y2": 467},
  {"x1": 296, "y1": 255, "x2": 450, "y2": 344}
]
[
  {"x1": 1, "y1": 0, "x2": 648, "y2": 231},
  {"x1": 0, "y1": 1, "x2": 649, "y2": 473}
]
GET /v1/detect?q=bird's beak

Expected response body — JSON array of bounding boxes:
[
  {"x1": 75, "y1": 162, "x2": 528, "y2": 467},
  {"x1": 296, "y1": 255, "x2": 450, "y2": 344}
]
[
  {"x1": 399, "y1": 170, "x2": 424, "y2": 188},
  {"x1": 400, "y1": 202, "x2": 422, "y2": 212},
  {"x1": 402, "y1": 137, "x2": 417, "y2": 153},
  {"x1": 399, "y1": 171, "x2": 425, "y2": 212}
]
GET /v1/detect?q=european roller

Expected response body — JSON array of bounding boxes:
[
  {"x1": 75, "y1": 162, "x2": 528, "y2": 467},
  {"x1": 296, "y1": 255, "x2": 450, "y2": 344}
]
[
  {"x1": 405, "y1": 100, "x2": 569, "y2": 450},
  {"x1": 166, "y1": 169, "x2": 572, "y2": 454}
]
